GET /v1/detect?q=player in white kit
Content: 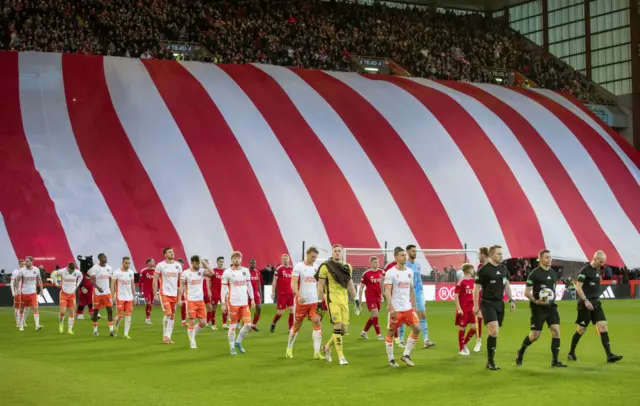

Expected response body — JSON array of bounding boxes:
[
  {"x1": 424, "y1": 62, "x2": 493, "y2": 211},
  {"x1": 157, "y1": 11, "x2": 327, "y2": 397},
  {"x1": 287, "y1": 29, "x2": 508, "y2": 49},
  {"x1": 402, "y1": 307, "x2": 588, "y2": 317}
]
[
  {"x1": 222, "y1": 251, "x2": 255, "y2": 355},
  {"x1": 10, "y1": 259, "x2": 25, "y2": 328},
  {"x1": 178, "y1": 255, "x2": 214, "y2": 349},
  {"x1": 53, "y1": 262, "x2": 83, "y2": 334},
  {"x1": 111, "y1": 257, "x2": 136, "y2": 339},
  {"x1": 383, "y1": 248, "x2": 421, "y2": 367},
  {"x1": 16, "y1": 257, "x2": 43, "y2": 331},
  {"x1": 88, "y1": 253, "x2": 114, "y2": 336},
  {"x1": 153, "y1": 248, "x2": 182, "y2": 344},
  {"x1": 286, "y1": 247, "x2": 323, "y2": 359}
]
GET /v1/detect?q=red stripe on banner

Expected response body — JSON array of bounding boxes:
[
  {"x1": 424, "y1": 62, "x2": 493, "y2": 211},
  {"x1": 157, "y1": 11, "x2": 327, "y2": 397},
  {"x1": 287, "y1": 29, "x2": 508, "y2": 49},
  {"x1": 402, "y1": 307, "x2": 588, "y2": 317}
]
[
  {"x1": 62, "y1": 54, "x2": 186, "y2": 266},
  {"x1": 555, "y1": 91, "x2": 640, "y2": 169},
  {"x1": 292, "y1": 68, "x2": 461, "y2": 251},
  {"x1": 444, "y1": 81, "x2": 623, "y2": 266},
  {"x1": 513, "y1": 88, "x2": 640, "y2": 235},
  {"x1": 371, "y1": 76, "x2": 544, "y2": 258},
  {"x1": 219, "y1": 64, "x2": 378, "y2": 248},
  {"x1": 142, "y1": 60, "x2": 288, "y2": 267},
  {"x1": 0, "y1": 52, "x2": 75, "y2": 266}
]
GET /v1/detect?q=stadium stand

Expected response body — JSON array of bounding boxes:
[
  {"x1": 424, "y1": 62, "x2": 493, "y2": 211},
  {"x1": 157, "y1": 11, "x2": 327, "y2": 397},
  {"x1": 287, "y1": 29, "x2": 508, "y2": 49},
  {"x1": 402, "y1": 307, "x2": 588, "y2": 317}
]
[{"x1": 0, "y1": 0, "x2": 611, "y2": 104}]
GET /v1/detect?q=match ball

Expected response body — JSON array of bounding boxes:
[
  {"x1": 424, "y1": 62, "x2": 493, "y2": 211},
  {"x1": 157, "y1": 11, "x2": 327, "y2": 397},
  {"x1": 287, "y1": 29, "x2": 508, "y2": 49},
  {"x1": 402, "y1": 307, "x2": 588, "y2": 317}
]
[{"x1": 538, "y1": 288, "x2": 554, "y2": 304}]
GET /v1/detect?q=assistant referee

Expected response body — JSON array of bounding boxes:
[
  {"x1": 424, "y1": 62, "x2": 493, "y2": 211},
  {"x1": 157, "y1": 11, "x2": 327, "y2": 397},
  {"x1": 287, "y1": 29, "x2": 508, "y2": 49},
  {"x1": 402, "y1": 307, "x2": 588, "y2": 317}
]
[{"x1": 473, "y1": 245, "x2": 516, "y2": 371}]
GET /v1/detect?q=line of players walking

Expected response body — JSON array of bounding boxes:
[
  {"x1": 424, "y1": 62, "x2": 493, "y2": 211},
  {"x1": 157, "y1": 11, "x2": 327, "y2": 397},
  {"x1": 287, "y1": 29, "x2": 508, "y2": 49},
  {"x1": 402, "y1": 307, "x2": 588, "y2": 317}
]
[{"x1": 9, "y1": 244, "x2": 624, "y2": 368}]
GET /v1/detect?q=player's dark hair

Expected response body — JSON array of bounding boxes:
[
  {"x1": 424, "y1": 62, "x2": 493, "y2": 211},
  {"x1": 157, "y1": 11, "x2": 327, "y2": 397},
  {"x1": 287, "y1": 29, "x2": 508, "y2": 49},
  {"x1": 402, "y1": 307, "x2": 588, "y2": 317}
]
[
  {"x1": 177, "y1": 258, "x2": 185, "y2": 265},
  {"x1": 538, "y1": 249, "x2": 550, "y2": 258},
  {"x1": 406, "y1": 244, "x2": 417, "y2": 251},
  {"x1": 162, "y1": 247, "x2": 172, "y2": 255},
  {"x1": 146, "y1": 258, "x2": 153, "y2": 264},
  {"x1": 488, "y1": 245, "x2": 502, "y2": 255},
  {"x1": 98, "y1": 253, "x2": 106, "y2": 259},
  {"x1": 478, "y1": 247, "x2": 489, "y2": 257},
  {"x1": 332, "y1": 244, "x2": 343, "y2": 249},
  {"x1": 307, "y1": 247, "x2": 320, "y2": 255},
  {"x1": 394, "y1": 248, "x2": 405, "y2": 256},
  {"x1": 122, "y1": 256, "x2": 130, "y2": 261},
  {"x1": 190, "y1": 255, "x2": 200, "y2": 263},
  {"x1": 216, "y1": 256, "x2": 224, "y2": 262},
  {"x1": 68, "y1": 262, "x2": 76, "y2": 270}
]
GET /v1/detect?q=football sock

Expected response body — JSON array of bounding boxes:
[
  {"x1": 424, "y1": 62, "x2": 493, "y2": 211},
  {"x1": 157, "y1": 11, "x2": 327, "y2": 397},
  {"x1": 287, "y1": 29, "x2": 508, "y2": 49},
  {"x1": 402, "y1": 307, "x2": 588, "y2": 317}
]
[
  {"x1": 287, "y1": 328, "x2": 299, "y2": 349},
  {"x1": 180, "y1": 304, "x2": 186, "y2": 321},
  {"x1": 477, "y1": 318, "x2": 483, "y2": 338},
  {"x1": 570, "y1": 331, "x2": 582, "y2": 353},
  {"x1": 398, "y1": 325, "x2": 405, "y2": 341},
  {"x1": 167, "y1": 318, "x2": 174, "y2": 338},
  {"x1": 14, "y1": 309, "x2": 19, "y2": 325},
  {"x1": 458, "y1": 329, "x2": 466, "y2": 351},
  {"x1": 333, "y1": 330, "x2": 344, "y2": 359},
  {"x1": 373, "y1": 317, "x2": 381, "y2": 335},
  {"x1": 363, "y1": 318, "x2": 373, "y2": 333},
  {"x1": 420, "y1": 319, "x2": 428, "y2": 341},
  {"x1": 34, "y1": 311, "x2": 40, "y2": 327},
  {"x1": 325, "y1": 335, "x2": 334, "y2": 351},
  {"x1": 163, "y1": 315, "x2": 169, "y2": 336},
  {"x1": 211, "y1": 309, "x2": 216, "y2": 325},
  {"x1": 487, "y1": 335, "x2": 497, "y2": 363},
  {"x1": 188, "y1": 326, "x2": 195, "y2": 344},
  {"x1": 519, "y1": 335, "x2": 533, "y2": 356},
  {"x1": 59, "y1": 313, "x2": 65, "y2": 325},
  {"x1": 124, "y1": 315, "x2": 131, "y2": 335},
  {"x1": 551, "y1": 337, "x2": 560, "y2": 362},
  {"x1": 108, "y1": 321, "x2": 114, "y2": 332},
  {"x1": 237, "y1": 324, "x2": 251, "y2": 343},
  {"x1": 385, "y1": 336, "x2": 394, "y2": 361},
  {"x1": 312, "y1": 328, "x2": 322, "y2": 353},
  {"x1": 222, "y1": 310, "x2": 228, "y2": 324},
  {"x1": 228, "y1": 325, "x2": 237, "y2": 347},
  {"x1": 207, "y1": 311, "x2": 213, "y2": 324},
  {"x1": 145, "y1": 304, "x2": 152, "y2": 319},
  {"x1": 68, "y1": 313, "x2": 74, "y2": 331},
  {"x1": 288, "y1": 313, "x2": 294, "y2": 330},
  {"x1": 464, "y1": 328, "x2": 476, "y2": 344},
  {"x1": 403, "y1": 332, "x2": 418, "y2": 357},
  {"x1": 93, "y1": 322, "x2": 98, "y2": 333},
  {"x1": 600, "y1": 332, "x2": 612, "y2": 356},
  {"x1": 272, "y1": 314, "x2": 282, "y2": 326},
  {"x1": 195, "y1": 323, "x2": 203, "y2": 336}
]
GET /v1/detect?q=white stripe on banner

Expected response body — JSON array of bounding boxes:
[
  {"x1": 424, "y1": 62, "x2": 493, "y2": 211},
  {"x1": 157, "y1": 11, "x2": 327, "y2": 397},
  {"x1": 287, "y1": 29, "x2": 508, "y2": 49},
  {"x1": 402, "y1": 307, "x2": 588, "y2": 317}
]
[
  {"x1": 328, "y1": 71, "x2": 508, "y2": 256},
  {"x1": 532, "y1": 88, "x2": 640, "y2": 185},
  {"x1": 253, "y1": 63, "x2": 418, "y2": 251},
  {"x1": 181, "y1": 61, "x2": 331, "y2": 257},
  {"x1": 475, "y1": 83, "x2": 640, "y2": 268},
  {"x1": 0, "y1": 211, "x2": 18, "y2": 272},
  {"x1": 103, "y1": 57, "x2": 233, "y2": 260},
  {"x1": 18, "y1": 52, "x2": 132, "y2": 266},
  {"x1": 418, "y1": 79, "x2": 586, "y2": 262}
]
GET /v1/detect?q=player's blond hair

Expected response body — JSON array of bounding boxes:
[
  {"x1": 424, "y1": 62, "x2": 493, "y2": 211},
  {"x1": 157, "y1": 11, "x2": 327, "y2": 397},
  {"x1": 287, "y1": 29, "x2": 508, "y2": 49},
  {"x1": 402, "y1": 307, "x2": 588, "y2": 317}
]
[
  {"x1": 231, "y1": 251, "x2": 242, "y2": 259},
  {"x1": 369, "y1": 255, "x2": 378, "y2": 263},
  {"x1": 462, "y1": 263, "x2": 474, "y2": 274}
]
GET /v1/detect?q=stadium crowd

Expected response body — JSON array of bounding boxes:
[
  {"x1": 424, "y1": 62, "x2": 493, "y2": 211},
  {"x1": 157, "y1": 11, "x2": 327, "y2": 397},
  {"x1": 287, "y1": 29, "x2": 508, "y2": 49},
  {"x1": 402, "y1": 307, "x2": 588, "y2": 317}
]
[{"x1": 0, "y1": 0, "x2": 610, "y2": 104}]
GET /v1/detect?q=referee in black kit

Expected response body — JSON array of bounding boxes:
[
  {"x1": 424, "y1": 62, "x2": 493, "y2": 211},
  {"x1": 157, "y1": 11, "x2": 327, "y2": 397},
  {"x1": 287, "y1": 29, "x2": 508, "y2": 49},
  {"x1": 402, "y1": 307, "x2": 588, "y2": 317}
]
[
  {"x1": 473, "y1": 245, "x2": 516, "y2": 371},
  {"x1": 515, "y1": 249, "x2": 567, "y2": 367},
  {"x1": 568, "y1": 250, "x2": 623, "y2": 363}
]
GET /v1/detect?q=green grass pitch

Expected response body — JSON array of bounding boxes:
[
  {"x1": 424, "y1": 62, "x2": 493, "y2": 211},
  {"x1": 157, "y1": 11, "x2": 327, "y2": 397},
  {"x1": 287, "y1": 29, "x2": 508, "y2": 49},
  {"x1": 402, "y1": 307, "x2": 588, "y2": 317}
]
[{"x1": 1, "y1": 300, "x2": 638, "y2": 406}]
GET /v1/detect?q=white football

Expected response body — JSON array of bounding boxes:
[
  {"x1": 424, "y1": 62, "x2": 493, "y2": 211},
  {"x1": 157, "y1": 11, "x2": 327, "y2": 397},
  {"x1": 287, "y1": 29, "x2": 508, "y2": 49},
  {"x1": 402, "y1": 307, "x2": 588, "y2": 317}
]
[{"x1": 538, "y1": 288, "x2": 554, "y2": 304}]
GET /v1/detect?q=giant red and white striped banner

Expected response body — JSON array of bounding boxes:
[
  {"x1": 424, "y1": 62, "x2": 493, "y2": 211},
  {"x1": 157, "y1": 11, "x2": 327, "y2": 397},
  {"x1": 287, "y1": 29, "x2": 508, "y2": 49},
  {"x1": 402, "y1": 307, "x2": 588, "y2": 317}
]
[{"x1": 1, "y1": 51, "x2": 639, "y2": 272}]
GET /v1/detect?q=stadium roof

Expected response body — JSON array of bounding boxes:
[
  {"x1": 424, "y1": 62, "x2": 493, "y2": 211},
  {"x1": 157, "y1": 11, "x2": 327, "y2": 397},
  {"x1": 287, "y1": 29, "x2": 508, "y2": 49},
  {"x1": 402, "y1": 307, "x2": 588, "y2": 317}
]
[{"x1": 402, "y1": 0, "x2": 530, "y2": 12}]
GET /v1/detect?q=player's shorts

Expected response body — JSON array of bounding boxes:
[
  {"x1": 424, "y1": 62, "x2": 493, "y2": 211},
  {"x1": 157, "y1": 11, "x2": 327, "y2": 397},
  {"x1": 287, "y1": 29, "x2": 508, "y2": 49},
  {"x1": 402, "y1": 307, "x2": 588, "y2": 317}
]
[
  {"x1": 187, "y1": 300, "x2": 206, "y2": 319},
  {"x1": 211, "y1": 291, "x2": 222, "y2": 305},
  {"x1": 250, "y1": 294, "x2": 262, "y2": 306},
  {"x1": 294, "y1": 301, "x2": 319, "y2": 322},
  {"x1": 455, "y1": 310, "x2": 477, "y2": 327},
  {"x1": 78, "y1": 292, "x2": 91, "y2": 306},
  {"x1": 143, "y1": 292, "x2": 154, "y2": 303},
  {"x1": 161, "y1": 295, "x2": 177, "y2": 316},
  {"x1": 277, "y1": 294, "x2": 294, "y2": 310},
  {"x1": 13, "y1": 294, "x2": 21, "y2": 309},
  {"x1": 575, "y1": 300, "x2": 606, "y2": 326},
  {"x1": 366, "y1": 297, "x2": 381, "y2": 311},
  {"x1": 529, "y1": 303, "x2": 560, "y2": 330},
  {"x1": 415, "y1": 293, "x2": 425, "y2": 312},
  {"x1": 228, "y1": 304, "x2": 251, "y2": 324},
  {"x1": 60, "y1": 292, "x2": 76, "y2": 309},
  {"x1": 327, "y1": 301, "x2": 349, "y2": 325},
  {"x1": 20, "y1": 293, "x2": 38, "y2": 308},
  {"x1": 117, "y1": 300, "x2": 134, "y2": 314},
  {"x1": 480, "y1": 300, "x2": 504, "y2": 327},
  {"x1": 390, "y1": 309, "x2": 419, "y2": 330},
  {"x1": 93, "y1": 293, "x2": 113, "y2": 310}
]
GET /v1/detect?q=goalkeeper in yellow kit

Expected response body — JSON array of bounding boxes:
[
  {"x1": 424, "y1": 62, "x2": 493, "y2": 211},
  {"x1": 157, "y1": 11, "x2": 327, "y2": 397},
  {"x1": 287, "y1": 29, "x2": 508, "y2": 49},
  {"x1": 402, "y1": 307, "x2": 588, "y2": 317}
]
[{"x1": 316, "y1": 244, "x2": 361, "y2": 365}]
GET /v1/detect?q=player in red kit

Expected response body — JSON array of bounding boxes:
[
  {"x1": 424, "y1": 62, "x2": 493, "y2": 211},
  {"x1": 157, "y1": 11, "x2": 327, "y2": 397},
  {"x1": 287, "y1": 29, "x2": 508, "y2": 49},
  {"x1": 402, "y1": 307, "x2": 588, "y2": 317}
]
[
  {"x1": 455, "y1": 264, "x2": 477, "y2": 355},
  {"x1": 474, "y1": 246, "x2": 489, "y2": 352},
  {"x1": 211, "y1": 256, "x2": 228, "y2": 329},
  {"x1": 202, "y1": 258, "x2": 214, "y2": 328},
  {"x1": 248, "y1": 258, "x2": 263, "y2": 331},
  {"x1": 270, "y1": 254, "x2": 294, "y2": 333},
  {"x1": 358, "y1": 256, "x2": 384, "y2": 340},
  {"x1": 139, "y1": 258, "x2": 156, "y2": 324}
]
